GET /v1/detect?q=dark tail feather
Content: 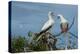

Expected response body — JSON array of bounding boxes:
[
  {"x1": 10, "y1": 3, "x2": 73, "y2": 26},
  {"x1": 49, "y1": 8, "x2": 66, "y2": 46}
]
[
  {"x1": 37, "y1": 25, "x2": 52, "y2": 36},
  {"x1": 37, "y1": 30, "x2": 45, "y2": 36}
]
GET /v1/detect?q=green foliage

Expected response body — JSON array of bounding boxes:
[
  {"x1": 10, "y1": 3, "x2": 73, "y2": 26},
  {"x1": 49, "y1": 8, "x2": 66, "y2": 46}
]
[
  {"x1": 11, "y1": 31, "x2": 77, "y2": 52},
  {"x1": 29, "y1": 43, "x2": 48, "y2": 51},
  {"x1": 28, "y1": 33, "x2": 49, "y2": 51},
  {"x1": 11, "y1": 36, "x2": 26, "y2": 53},
  {"x1": 28, "y1": 31, "x2": 33, "y2": 37}
]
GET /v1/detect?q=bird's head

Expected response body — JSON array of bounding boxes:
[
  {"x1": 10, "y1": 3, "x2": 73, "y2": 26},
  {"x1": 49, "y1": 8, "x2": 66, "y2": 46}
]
[
  {"x1": 48, "y1": 11, "x2": 55, "y2": 16},
  {"x1": 57, "y1": 14, "x2": 68, "y2": 23},
  {"x1": 57, "y1": 14, "x2": 63, "y2": 19}
]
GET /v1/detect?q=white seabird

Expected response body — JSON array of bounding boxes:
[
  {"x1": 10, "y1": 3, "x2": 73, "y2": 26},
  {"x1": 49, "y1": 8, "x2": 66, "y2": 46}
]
[
  {"x1": 41, "y1": 11, "x2": 55, "y2": 32},
  {"x1": 57, "y1": 14, "x2": 68, "y2": 33},
  {"x1": 36, "y1": 11, "x2": 55, "y2": 42},
  {"x1": 57, "y1": 14, "x2": 69, "y2": 50}
]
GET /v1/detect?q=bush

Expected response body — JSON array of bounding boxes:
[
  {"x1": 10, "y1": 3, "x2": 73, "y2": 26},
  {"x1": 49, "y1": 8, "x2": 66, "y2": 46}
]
[{"x1": 11, "y1": 36, "x2": 26, "y2": 53}]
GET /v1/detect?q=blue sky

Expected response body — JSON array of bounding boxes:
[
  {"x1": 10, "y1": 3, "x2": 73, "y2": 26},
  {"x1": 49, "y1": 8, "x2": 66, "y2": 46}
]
[{"x1": 11, "y1": 1, "x2": 78, "y2": 48}]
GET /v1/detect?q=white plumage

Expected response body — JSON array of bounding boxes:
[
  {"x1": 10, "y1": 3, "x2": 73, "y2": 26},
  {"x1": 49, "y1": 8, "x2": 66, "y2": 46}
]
[
  {"x1": 57, "y1": 14, "x2": 69, "y2": 49},
  {"x1": 41, "y1": 11, "x2": 54, "y2": 31},
  {"x1": 57, "y1": 14, "x2": 68, "y2": 32},
  {"x1": 36, "y1": 11, "x2": 54, "y2": 42},
  {"x1": 57, "y1": 14, "x2": 68, "y2": 23}
]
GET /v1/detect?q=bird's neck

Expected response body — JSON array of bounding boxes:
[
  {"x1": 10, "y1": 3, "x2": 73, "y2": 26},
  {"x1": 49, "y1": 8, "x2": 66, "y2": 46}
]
[
  {"x1": 60, "y1": 17, "x2": 65, "y2": 21},
  {"x1": 60, "y1": 16, "x2": 67, "y2": 23},
  {"x1": 48, "y1": 14, "x2": 53, "y2": 20}
]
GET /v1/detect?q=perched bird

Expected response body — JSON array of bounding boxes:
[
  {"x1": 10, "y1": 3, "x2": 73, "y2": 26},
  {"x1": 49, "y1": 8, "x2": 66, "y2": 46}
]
[
  {"x1": 41, "y1": 11, "x2": 54, "y2": 31},
  {"x1": 57, "y1": 14, "x2": 68, "y2": 33},
  {"x1": 39, "y1": 11, "x2": 55, "y2": 35},
  {"x1": 57, "y1": 14, "x2": 69, "y2": 49},
  {"x1": 36, "y1": 11, "x2": 55, "y2": 42}
]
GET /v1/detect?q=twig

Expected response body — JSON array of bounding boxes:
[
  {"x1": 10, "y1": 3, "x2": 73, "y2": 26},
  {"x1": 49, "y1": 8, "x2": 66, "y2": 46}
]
[
  {"x1": 45, "y1": 32, "x2": 62, "y2": 41},
  {"x1": 68, "y1": 16, "x2": 75, "y2": 30},
  {"x1": 49, "y1": 32, "x2": 63, "y2": 37},
  {"x1": 68, "y1": 32, "x2": 78, "y2": 38}
]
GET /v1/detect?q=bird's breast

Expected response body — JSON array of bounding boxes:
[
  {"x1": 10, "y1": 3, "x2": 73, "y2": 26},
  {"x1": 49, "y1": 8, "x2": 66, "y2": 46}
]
[
  {"x1": 60, "y1": 23, "x2": 68, "y2": 33},
  {"x1": 50, "y1": 20, "x2": 54, "y2": 24}
]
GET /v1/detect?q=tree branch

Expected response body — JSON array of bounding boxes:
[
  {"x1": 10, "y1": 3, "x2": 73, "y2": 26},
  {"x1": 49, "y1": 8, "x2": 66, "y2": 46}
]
[
  {"x1": 68, "y1": 16, "x2": 75, "y2": 30},
  {"x1": 68, "y1": 32, "x2": 78, "y2": 38}
]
